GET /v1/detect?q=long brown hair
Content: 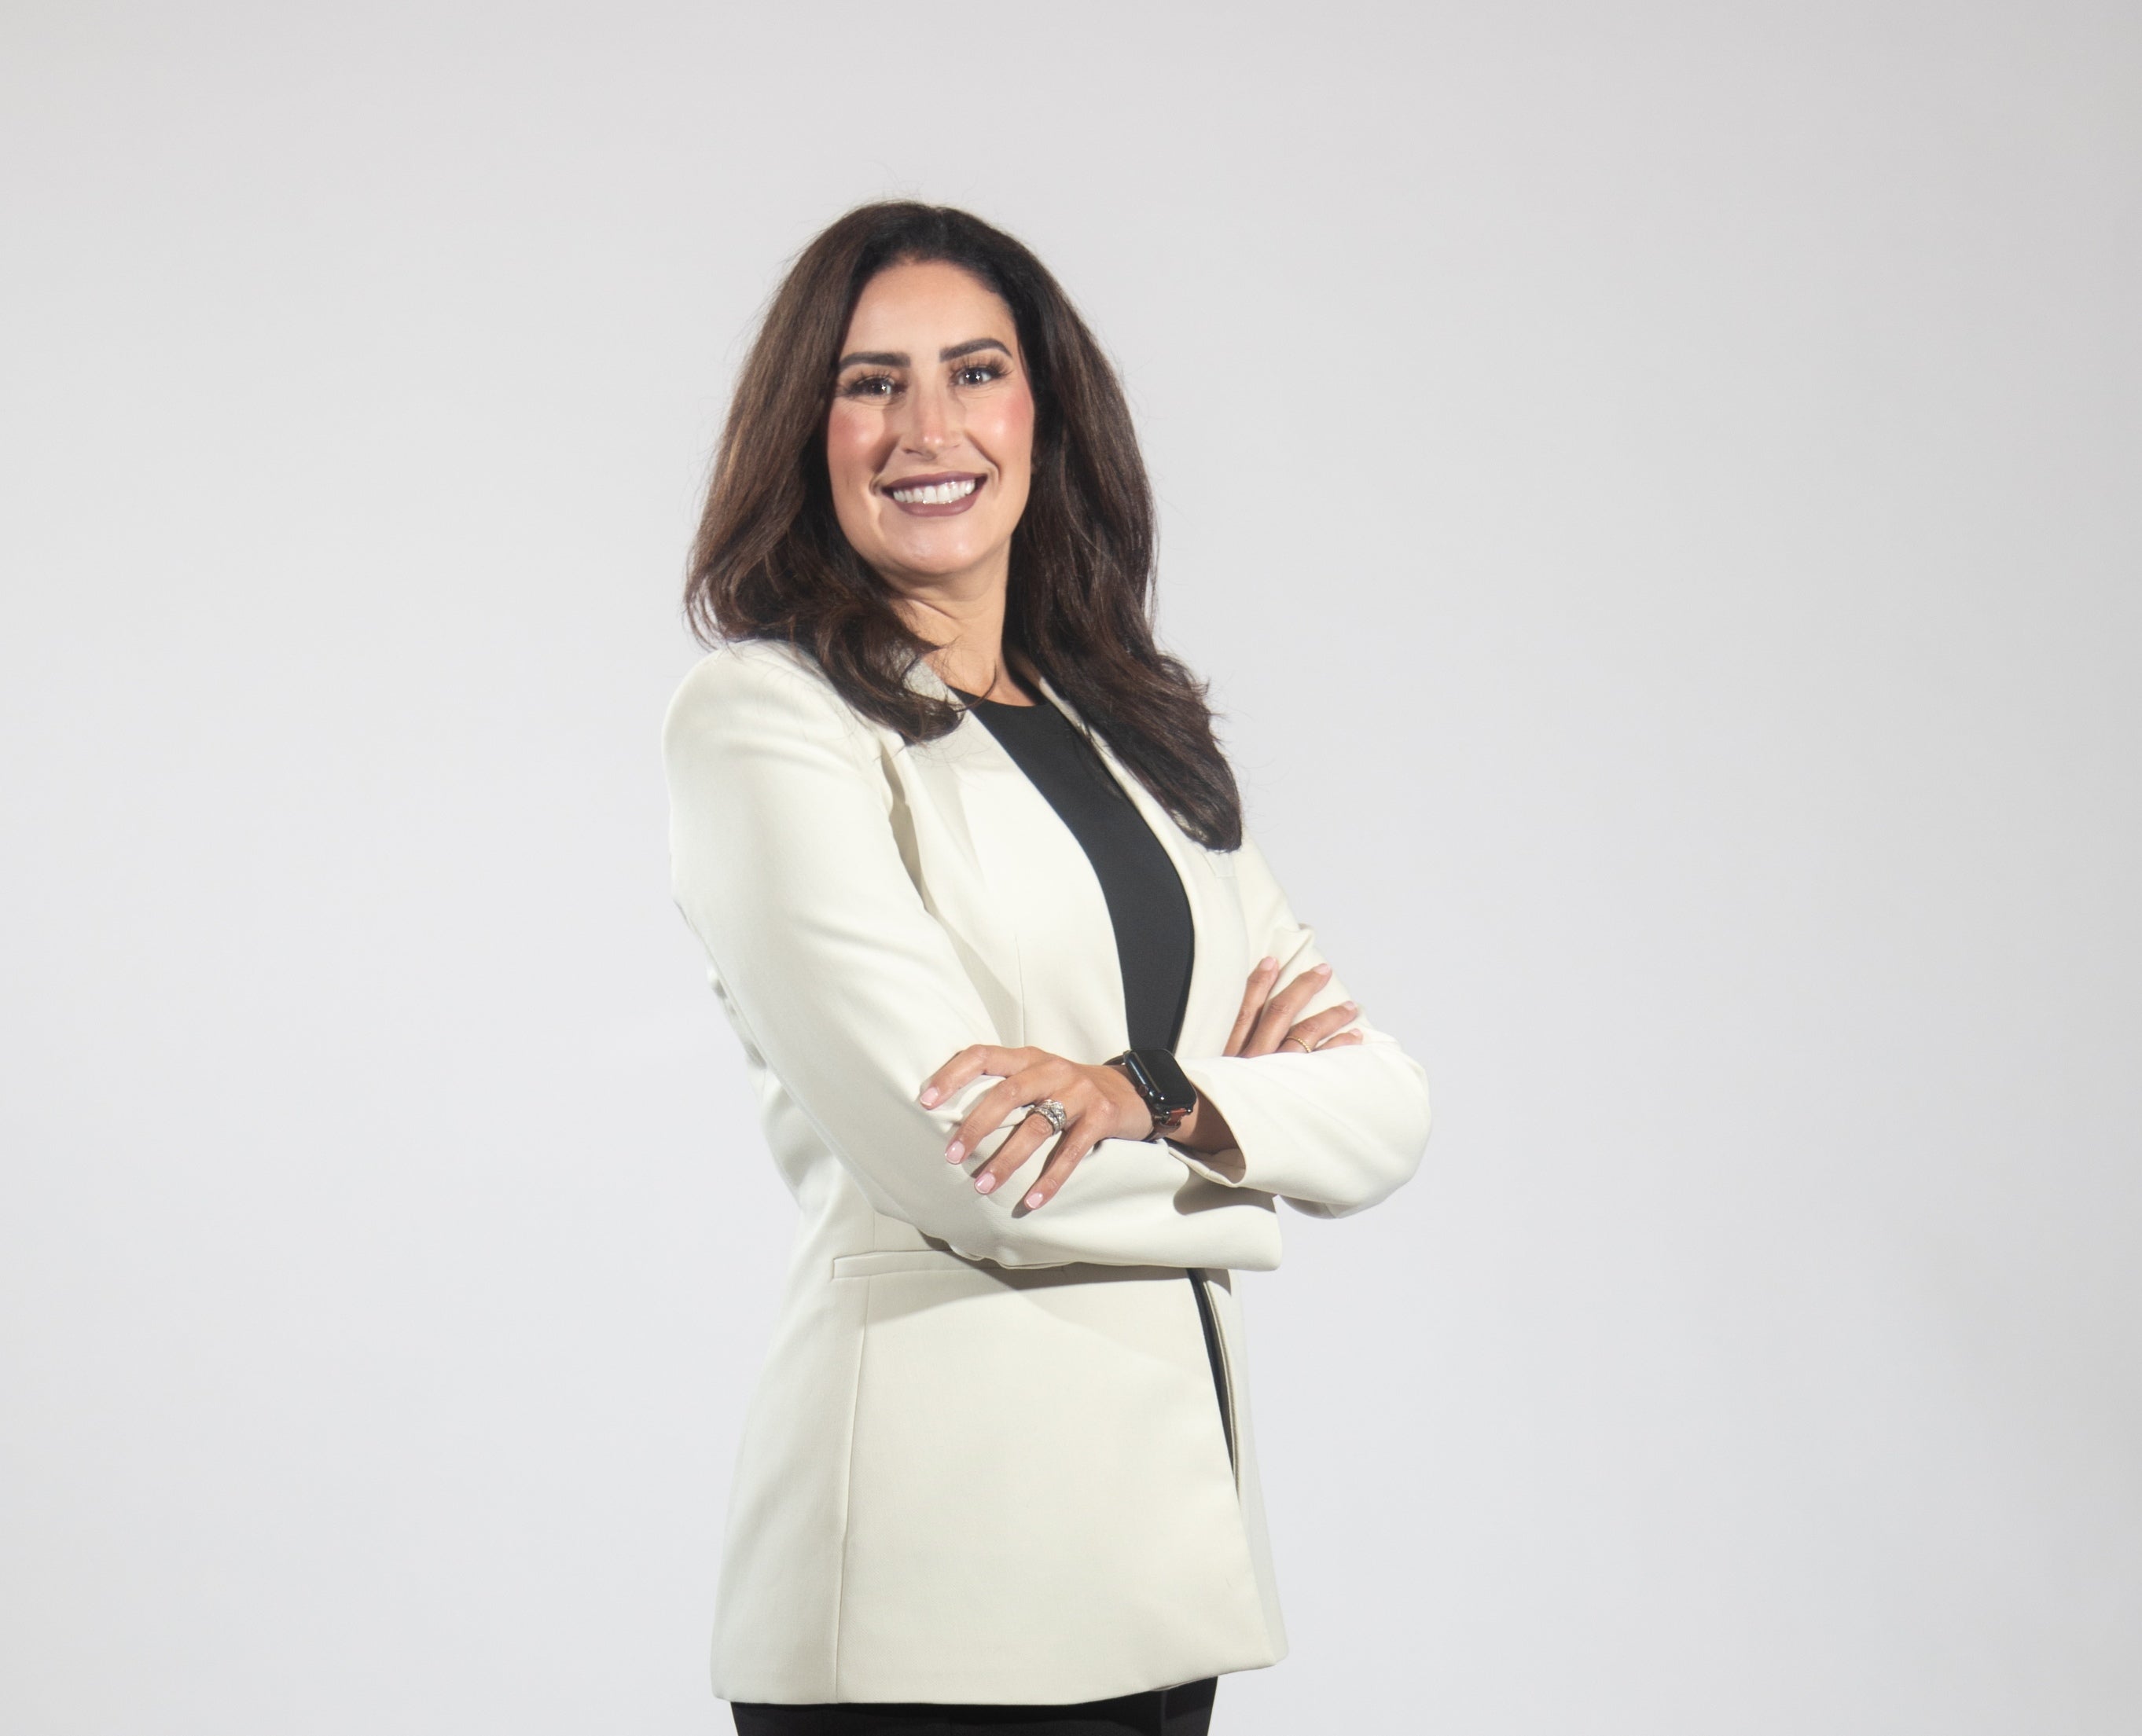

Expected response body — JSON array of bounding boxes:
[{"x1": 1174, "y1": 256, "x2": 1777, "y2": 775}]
[{"x1": 685, "y1": 200, "x2": 1243, "y2": 850}]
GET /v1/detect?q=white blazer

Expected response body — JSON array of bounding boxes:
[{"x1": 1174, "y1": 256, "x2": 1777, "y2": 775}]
[{"x1": 663, "y1": 637, "x2": 1432, "y2": 1707}]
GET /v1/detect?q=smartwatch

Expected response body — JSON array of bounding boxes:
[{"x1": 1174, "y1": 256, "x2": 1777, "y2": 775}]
[{"x1": 1104, "y1": 1047, "x2": 1200, "y2": 1141}]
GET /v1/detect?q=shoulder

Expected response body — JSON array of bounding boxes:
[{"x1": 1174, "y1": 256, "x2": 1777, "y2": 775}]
[
  {"x1": 663, "y1": 637, "x2": 899, "y2": 800},
  {"x1": 664, "y1": 638, "x2": 845, "y2": 736},
  {"x1": 666, "y1": 635, "x2": 828, "y2": 707}
]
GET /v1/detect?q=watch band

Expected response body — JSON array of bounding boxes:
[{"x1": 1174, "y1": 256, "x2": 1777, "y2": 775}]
[{"x1": 1104, "y1": 1048, "x2": 1199, "y2": 1142}]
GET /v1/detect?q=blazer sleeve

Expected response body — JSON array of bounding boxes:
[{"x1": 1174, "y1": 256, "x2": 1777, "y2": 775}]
[
  {"x1": 1170, "y1": 831, "x2": 1434, "y2": 1218},
  {"x1": 663, "y1": 644, "x2": 1282, "y2": 1272}
]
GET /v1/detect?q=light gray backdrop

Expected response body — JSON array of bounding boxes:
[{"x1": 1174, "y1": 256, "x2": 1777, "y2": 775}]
[{"x1": 5, "y1": 3, "x2": 2137, "y2": 1731}]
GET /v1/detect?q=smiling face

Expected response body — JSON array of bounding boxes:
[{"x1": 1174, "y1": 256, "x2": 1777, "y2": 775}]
[{"x1": 825, "y1": 259, "x2": 1036, "y2": 597}]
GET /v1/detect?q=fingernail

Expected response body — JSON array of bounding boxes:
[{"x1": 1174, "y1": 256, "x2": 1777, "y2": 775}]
[
  {"x1": 1313, "y1": 963, "x2": 1332, "y2": 976},
  {"x1": 1259, "y1": 956, "x2": 1277, "y2": 971},
  {"x1": 919, "y1": 1086, "x2": 941, "y2": 1107},
  {"x1": 975, "y1": 1173, "x2": 998, "y2": 1195},
  {"x1": 945, "y1": 1140, "x2": 965, "y2": 1162},
  {"x1": 1023, "y1": 1190, "x2": 1045, "y2": 1209},
  {"x1": 1343, "y1": 1000, "x2": 1358, "y2": 1011}
]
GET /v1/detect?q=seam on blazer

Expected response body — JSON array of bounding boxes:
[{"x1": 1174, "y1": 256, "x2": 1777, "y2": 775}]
[
  {"x1": 1208, "y1": 1275, "x2": 1244, "y2": 1494},
  {"x1": 1008, "y1": 868, "x2": 1030, "y2": 1049},
  {"x1": 666, "y1": 861, "x2": 871, "y2": 1697},
  {"x1": 829, "y1": 1264, "x2": 873, "y2": 1698}
]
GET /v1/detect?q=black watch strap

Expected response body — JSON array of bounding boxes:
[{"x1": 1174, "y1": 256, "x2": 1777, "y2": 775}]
[{"x1": 1105, "y1": 1047, "x2": 1200, "y2": 1141}]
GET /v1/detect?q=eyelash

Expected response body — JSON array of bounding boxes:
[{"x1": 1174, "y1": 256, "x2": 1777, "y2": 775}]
[{"x1": 836, "y1": 358, "x2": 1009, "y2": 400}]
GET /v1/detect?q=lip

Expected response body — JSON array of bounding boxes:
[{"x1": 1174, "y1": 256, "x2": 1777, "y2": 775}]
[{"x1": 879, "y1": 471, "x2": 987, "y2": 517}]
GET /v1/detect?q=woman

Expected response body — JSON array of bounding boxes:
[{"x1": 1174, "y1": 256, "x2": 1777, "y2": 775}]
[{"x1": 664, "y1": 202, "x2": 1432, "y2": 1735}]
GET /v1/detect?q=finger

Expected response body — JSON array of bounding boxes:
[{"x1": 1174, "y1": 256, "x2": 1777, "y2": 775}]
[
  {"x1": 1016, "y1": 1123, "x2": 1103, "y2": 1211},
  {"x1": 970, "y1": 1110, "x2": 1057, "y2": 1196},
  {"x1": 975, "y1": 1066, "x2": 1115, "y2": 1198},
  {"x1": 1284, "y1": 1000, "x2": 1361, "y2": 1050},
  {"x1": 1247, "y1": 963, "x2": 1333, "y2": 1054},
  {"x1": 1224, "y1": 957, "x2": 1279, "y2": 1057},
  {"x1": 918, "y1": 1044, "x2": 1030, "y2": 1110},
  {"x1": 946, "y1": 1058, "x2": 1075, "y2": 1168},
  {"x1": 1280, "y1": 1025, "x2": 1364, "y2": 1055}
]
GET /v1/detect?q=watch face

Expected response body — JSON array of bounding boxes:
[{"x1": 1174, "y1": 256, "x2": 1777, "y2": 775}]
[{"x1": 1127, "y1": 1048, "x2": 1198, "y2": 1114}]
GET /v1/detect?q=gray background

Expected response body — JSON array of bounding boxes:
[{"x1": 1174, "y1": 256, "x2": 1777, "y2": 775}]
[{"x1": 5, "y1": 2, "x2": 2137, "y2": 1730}]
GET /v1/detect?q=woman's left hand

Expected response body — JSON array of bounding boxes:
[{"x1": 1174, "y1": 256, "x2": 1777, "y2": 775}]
[{"x1": 917, "y1": 1047, "x2": 1153, "y2": 1212}]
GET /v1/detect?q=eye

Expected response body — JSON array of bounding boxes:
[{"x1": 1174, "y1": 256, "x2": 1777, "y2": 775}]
[
  {"x1": 838, "y1": 370, "x2": 901, "y2": 401},
  {"x1": 956, "y1": 358, "x2": 1009, "y2": 387}
]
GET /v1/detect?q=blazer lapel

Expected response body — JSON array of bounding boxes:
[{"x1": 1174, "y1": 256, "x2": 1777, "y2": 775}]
[
  {"x1": 1027, "y1": 668, "x2": 1247, "y2": 1064},
  {"x1": 897, "y1": 655, "x2": 1126, "y2": 1058},
  {"x1": 895, "y1": 653, "x2": 1246, "y2": 1064}
]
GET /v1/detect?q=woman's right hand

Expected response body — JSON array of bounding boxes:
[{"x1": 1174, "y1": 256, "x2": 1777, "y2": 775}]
[{"x1": 1225, "y1": 956, "x2": 1362, "y2": 1057}]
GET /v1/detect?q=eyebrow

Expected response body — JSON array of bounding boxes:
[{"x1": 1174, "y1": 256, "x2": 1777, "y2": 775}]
[{"x1": 835, "y1": 337, "x2": 1016, "y2": 369}]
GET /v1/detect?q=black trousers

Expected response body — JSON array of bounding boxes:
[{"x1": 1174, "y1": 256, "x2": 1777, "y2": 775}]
[{"x1": 731, "y1": 1675, "x2": 1218, "y2": 1736}]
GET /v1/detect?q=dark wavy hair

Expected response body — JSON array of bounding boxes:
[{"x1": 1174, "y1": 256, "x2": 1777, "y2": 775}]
[{"x1": 685, "y1": 200, "x2": 1243, "y2": 850}]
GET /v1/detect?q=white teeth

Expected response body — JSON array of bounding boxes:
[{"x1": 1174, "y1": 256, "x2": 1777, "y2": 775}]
[{"x1": 891, "y1": 477, "x2": 978, "y2": 505}]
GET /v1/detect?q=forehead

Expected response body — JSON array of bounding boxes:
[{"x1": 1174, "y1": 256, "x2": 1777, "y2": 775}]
[{"x1": 842, "y1": 259, "x2": 1019, "y2": 352}]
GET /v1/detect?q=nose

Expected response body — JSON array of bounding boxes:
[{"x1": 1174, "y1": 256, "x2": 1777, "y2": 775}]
[{"x1": 897, "y1": 373, "x2": 960, "y2": 457}]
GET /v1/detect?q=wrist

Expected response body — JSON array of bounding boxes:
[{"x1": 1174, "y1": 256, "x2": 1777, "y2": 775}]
[
  {"x1": 1099, "y1": 1057, "x2": 1158, "y2": 1141},
  {"x1": 1103, "y1": 1048, "x2": 1197, "y2": 1142}
]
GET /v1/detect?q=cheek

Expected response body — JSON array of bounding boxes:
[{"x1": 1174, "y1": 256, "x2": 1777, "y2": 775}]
[
  {"x1": 978, "y1": 388, "x2": 1036, "y2": 494},
  {"x1": 825, "y1": 405, "x2": 881, "y2": 495}
]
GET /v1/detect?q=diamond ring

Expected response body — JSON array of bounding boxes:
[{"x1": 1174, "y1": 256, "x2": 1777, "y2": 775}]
[{"x1": 1024, "y1": 1098, "x2": 1068, "y2": 1135}]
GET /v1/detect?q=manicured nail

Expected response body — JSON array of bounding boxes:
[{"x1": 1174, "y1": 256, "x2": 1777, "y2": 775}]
[
  {"x1": 1343, "y1": 1000, "x2": 1358, "y2": 1011},
  {"x1": 945, "y1": 1140, "x2": 965, "y2": 1163},
  {"x1": 1259, "y1": 956, "x2": 1277, "y2": 971},
  {"x1": 1313, "y1": 963, "x2": 1332, "y2": 976},
  {"x1": 975, "y1": 1173, "x2": 998, "y2": 1195},
  {"x1": 1023, "y1": 1190, "x2": 1046, "y2": 1209},
  {"x1": 919, "y1": 1085, "x2": 941, "y2": 1107}
]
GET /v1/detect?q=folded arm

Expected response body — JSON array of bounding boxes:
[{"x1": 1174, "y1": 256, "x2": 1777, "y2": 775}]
[
  {"x1": 1170, "y1": 831, "x2": 1434, "y2": 1218},
  {"x1": 663, "y1": 643, "x2": 1281, "y2": 1272}
]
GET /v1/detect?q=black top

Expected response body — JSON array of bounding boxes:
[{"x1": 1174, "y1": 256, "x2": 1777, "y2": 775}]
[{"x1": 948, "y1": 682, "x2": 1194, "y2": 1052}]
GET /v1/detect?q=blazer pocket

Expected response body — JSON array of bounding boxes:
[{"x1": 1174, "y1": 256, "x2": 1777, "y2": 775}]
[{"x1": 830, "y1": 1248, "x2": 992, "y2": 1280}]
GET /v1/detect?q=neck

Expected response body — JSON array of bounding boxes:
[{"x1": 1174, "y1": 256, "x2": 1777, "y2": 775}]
[{"x1": 889, "y1": 557, "x2": 1030, "y2": 703}]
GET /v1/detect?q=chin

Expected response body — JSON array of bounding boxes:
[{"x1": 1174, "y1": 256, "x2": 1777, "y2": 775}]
[{"x1": 884, "y1": 534, "x2": 998, "y2": 578}]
